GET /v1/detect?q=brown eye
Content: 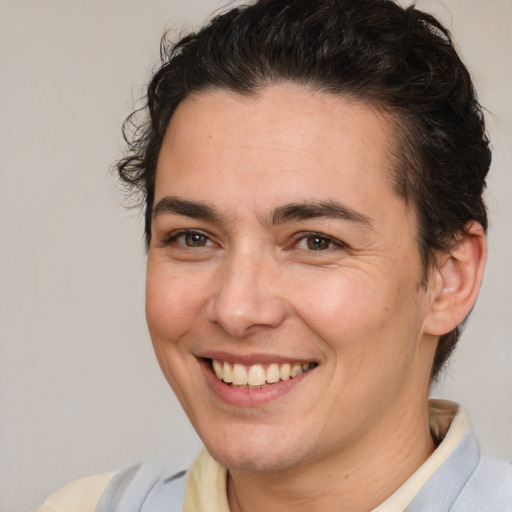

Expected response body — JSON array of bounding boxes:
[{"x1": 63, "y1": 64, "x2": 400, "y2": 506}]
[
  {"x1": 184, "y1": 232, "x2": 208, "y2": 247},
  {"x1": 295, "y1": 232, "x2": 341, "y2": 252},
  {"x1": 165, "y1": 230, "x2": 213, "y2": 248},
  {"x1": 306, "y1": 235, "x2": 331, "y2": 250}
]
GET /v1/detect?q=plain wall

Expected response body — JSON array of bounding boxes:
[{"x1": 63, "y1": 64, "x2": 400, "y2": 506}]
[{"x1": 0, "y1": 1, "x2": 510, "y2": 510}]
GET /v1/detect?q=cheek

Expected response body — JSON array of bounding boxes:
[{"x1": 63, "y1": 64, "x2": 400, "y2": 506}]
[
  {"x1": 145, "y1": 265, "x2": 207, "y2": 346},
  {"x1": 293, "y1": 268, "x2": 422, "y2": 361},
  {"x1": 293, "y1": 271, "x2": 384, "y2": 341},
  {"x1": 145, "y1": 266, "x2": 207, "y2": 405}
]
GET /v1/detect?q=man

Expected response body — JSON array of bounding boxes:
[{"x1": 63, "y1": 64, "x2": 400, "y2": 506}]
[{"x1": 38, "y1": 0, "x2": 512, "y2": 510}]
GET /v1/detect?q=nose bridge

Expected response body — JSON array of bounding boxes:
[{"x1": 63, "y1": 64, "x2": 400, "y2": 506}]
[{"x1": 206, "y1": 244, "x2": 286, "y2": 336}]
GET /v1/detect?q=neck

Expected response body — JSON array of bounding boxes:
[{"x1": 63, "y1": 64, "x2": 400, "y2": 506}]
[{"x1": 227, "y1": 401, "x2": 435, "y2": 512}]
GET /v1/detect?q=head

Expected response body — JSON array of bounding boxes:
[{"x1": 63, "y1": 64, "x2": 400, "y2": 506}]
[{"x1": 121, "y1": 0, "x2": 490, "y2": 476}]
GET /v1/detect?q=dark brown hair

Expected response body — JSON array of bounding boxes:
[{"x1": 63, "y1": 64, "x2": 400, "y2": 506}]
[{"x1": 116, "y1": 0, "x2": 490, "y2": 379}]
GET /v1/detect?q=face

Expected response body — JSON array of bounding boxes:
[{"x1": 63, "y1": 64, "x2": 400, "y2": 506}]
[{"x1": 146, "y1": 84, "x2": 437, "y2": 473}]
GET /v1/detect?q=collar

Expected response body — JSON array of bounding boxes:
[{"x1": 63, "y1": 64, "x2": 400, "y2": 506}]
[{"x1": 372, "y1": 399, "x2": 472, "y2": 511}]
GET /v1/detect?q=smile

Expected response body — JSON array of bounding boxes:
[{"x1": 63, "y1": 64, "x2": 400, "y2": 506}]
[{"x1": 211, "y1": 359, "x2": 317, "y2": 388}]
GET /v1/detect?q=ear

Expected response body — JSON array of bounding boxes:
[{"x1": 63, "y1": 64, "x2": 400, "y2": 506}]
[{"x1": 423, "y1": 221, "x2": 487, "y2": 336}]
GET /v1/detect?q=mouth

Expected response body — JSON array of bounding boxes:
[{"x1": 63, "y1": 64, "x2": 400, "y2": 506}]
[{"x1": 209, "y1": 358, "x2": 318, "y2": 389}]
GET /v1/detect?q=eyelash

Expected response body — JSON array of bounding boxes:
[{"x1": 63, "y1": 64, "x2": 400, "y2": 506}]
[
  {"x1": 293, "y1": 232, "x2": 346, "y2": 252},
  {"x1": 164, "y1": 229, "x2": 214, "y2": 248},
  {"x1": 163, "y1": 229, "x2": 345, "y2": 252}
]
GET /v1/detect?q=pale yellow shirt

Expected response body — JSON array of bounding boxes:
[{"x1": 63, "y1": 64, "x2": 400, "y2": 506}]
[
  {"x1": 36, "y1": 473, "x2": 114, "y2": 512},
  {"x1": 37, "y1": 399, "x2": 467, "y2": 512}
]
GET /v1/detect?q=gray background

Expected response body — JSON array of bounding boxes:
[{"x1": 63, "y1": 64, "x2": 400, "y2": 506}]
[{"x1": 0, "y1": 1, "x2": 510, "y2": 511}]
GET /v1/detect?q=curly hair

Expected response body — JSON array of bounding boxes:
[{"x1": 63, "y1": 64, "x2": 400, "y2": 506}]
[{"x1": 116, "y1": 0, "x2": 491, "y2": 380}]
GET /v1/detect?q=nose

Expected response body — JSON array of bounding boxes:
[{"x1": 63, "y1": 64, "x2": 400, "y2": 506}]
[{"x1": 206, "y1": 251, "x2": 288, "y2": 337}]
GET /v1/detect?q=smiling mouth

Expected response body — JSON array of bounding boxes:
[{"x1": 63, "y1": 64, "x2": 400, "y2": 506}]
[{"x1": 209, "y1": 359, "x2": 318, "y2": 389}]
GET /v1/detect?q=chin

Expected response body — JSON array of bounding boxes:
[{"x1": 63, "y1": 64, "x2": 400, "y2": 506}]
[
  {"x1": 208, "y1": 446, "x2": 299, "y2": 473},
  {"x1": 201, "y1": 426, "x2": 317, "y2": 473}
]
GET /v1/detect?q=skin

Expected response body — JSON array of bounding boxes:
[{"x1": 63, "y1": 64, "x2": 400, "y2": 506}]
[{"x1": 145, "y1": 84, "x2": 484, "y2": 511}]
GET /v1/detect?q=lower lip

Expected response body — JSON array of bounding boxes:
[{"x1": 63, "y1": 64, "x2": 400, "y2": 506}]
[{"x1": 199, "y1": 359, "x2": 312, "y2": 407}]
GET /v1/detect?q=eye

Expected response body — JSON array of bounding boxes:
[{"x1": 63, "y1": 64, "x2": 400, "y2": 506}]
[
  {"x1": 166, "y1": 230, "x2": 213, "y2": 247},
  {"x1": 183, "y1": 232, "x2": 208, "y2": 247},
  {"x1": 296, "y1": 233, "x2": 341, "y2": 251}
]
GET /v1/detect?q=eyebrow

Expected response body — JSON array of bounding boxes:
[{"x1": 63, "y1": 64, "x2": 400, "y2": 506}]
[
  {"x1": 152, "y1": 196, "x2": 373, "y2": 229},
  {"x1": 270, "y1": 201, "x2": 374, "y2": 228},
  {"x1": 152, "y1": 196, "x2": 221, "y2": 222}
]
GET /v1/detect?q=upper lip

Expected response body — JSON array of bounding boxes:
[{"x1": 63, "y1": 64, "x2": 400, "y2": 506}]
[{"x1": 197, "y1": 350, "x2": 317, "y2": 366}]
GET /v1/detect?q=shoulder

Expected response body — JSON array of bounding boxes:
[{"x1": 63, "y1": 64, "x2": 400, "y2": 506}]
[
  {"x1": 406, "y1": 423, "x2": 512, "y2": 512},
  {"x1": 37, "y1": 473, "x2": 114, "y2": 512},
  {"x1": 37, "y1": 464, "x2": 189, "y2": 512},
  {"x1": 452, "y1": 454, "x2": 512, "y2": 511},
  {"x1": 95, "y1": 463, "x2": 188, "y2": 512}
]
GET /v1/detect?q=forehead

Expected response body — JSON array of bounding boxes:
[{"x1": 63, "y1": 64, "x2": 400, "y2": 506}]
[
  {"x1": 155, "y1": 84, "x2": 406, "y2": 223},
  {"x1": 161, "y1": 85, "x2": 396, "y2": 158}
]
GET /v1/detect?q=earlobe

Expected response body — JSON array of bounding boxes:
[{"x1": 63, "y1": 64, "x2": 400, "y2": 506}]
[{"x1": 423, "y1": 222, "x2": 487, "y2": 336}]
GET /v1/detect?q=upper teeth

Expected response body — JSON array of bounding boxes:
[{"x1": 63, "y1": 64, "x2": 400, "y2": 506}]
[{"x1": 212, "y1": 359, "x2": 313, "y2": 386}]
